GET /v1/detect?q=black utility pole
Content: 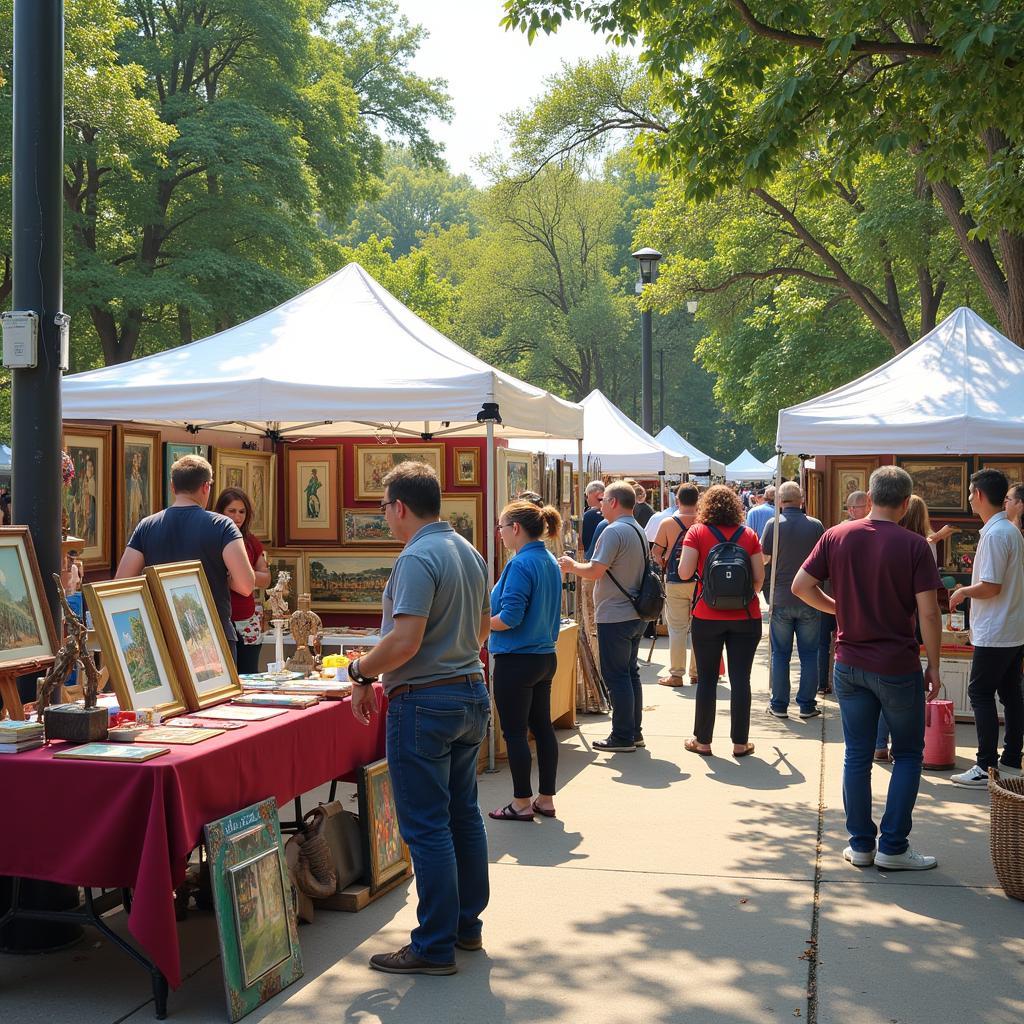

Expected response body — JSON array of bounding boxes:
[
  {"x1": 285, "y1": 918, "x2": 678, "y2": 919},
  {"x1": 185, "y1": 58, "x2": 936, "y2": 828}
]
[
  {"x1": 631, "y1": 248, "x2": 662, "y2": 434},
  {"x1": 12, "y1": 0, "x2": 64, "y2": 631},
  {"x1": 658, "y1": 348, "x2": 664, "y2": 430}
]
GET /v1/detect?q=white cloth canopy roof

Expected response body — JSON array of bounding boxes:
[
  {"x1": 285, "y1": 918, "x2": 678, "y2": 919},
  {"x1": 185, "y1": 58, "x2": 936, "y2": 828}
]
[
  {"x1": 725, "y1": 448, "x2": 776, "y2": 482},
  {"x1": 654, "y1": 426, "x2": 725, "y2": 476},
  {"x1": 534, "y1": 390, "x2": 688, "y2": 474},
  {"x1": 61, "y1": 262, "x2": 583, "y2": 440},
  {"x1": 776, "y1": 307, "x2": 1024, "y2": 455}
]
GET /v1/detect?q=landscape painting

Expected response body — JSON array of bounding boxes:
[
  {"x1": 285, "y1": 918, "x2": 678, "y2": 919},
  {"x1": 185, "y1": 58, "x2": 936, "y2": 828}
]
[
  {"x1": 111, "y1": 608, "x2": 161, "y2": 694},
  {"x1": 170, "y1": 582, "x2": 224, "y2": 683},
  {"x1": 897, "y1": 458, "x2": 969, "y2": 514},
  {"x1": 354, "y1": 444, "x2": 444, "y2": 499},
  {"x1": 306, "y1": 552, "x2": 396, "y2": 611},
  {"x1": 342, "y1": 509, "x2": 395, "y2": 545},
  {"x1": 229, "y1": 846, "x2": 292, "y2": 988},
  {"x1": 0, "y1": 546, "x2": 43, "y2": 652}
]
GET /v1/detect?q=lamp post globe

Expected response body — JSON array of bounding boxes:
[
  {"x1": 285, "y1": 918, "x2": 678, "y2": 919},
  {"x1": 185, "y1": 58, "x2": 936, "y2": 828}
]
[{"x1": 631, "y1": 248, "x2": 662, "y2": 433}]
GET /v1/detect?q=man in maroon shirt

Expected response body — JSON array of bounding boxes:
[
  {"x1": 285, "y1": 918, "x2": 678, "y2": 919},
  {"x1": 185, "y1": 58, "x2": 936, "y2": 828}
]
[{"x1": 792, "y1": 466, "x2": 942, "y2": 871}]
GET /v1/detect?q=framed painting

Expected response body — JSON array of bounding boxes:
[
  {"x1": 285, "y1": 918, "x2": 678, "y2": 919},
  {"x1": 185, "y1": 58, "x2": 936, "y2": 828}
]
[
  {"x1": 285, "y1": 446, "x2": 341, "y2": 544},
  {"x1": 353, "y1": 444, "x2": 444, "y2": 500},
  {"x1": 342, "y1": 508, "x2": 396, "y2": 546},
  {"x1": 163, "y1": 443, "x2": 210, "y2": 505},
  {"x1": 357, "y1": 759, "x2": 410, "y2": 891},
  {"x1": 0, "y1": 527, "x2": 58, "y2": 676},
  {"x1": 305, "y1": 551, "x2": 397, "y2": 612},
  {"x1": 979, "y1": 459, "x2": 1024, "y2": 485},
  {"x1": 896, "y1": 457, "x2": 970, "y2": 515},
  {"x1": 213, "y1": 449, "x2": 250, "y2": 497},
  {"x1": 264, "y1": 549, "x2": 305, "y2": 617},
  {"x1": 244, "y1": 452, "x2": 276, "y2": 544},
  {"x1": 145, "y1": 560, "x2": 242, "y2": 710},
  {"x1": 559, "y1": 461, "x2": 572, "y2": 506},
  {"x1": 497, "y1": 448, "x2": 534, "y2": 509},
  {"x1": 441, "y1": 494, "x2": 484, "y2": 554},
  {"x1": 62, "y1": 424, "x2": 113, "y2": 570},
  {"x1": 946, "y1": 528, "x2": 981, "y2": 572},
  {"x1": 84, "y1": 576, "x2": 186, "y2": 717},
  {"x1": 116, "y1": 426, "x2": 161, "y2": 555},
  {"x1": 204, "y1": 798, "x2": 302, "y2": 1022},
  {"x1": 805, "y1": 469, "x2": 825, "y2": 521},
  {"x1": 453, "y1": 446, "x2": 479, "y2": 486},
  {"x1": 830, "y1": 459, "x2": 878, "y2": 526}
]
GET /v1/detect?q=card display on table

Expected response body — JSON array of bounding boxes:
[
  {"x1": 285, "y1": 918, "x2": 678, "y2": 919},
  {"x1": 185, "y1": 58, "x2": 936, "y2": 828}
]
[
  {"x1": 133, "y1": 726, "x2": 225, "y2": 745},
  {"x1": 231, "y1": 694, "x2": 319, "y2": 709},
  {"x1": 164, "y1": 716, "x2": 249, "y2": 730},
  {"x1": 191, "y1": 705, "x2": 288, "y2": 722},
  {"x1": 53, "y1": 742, "x2": 171, "y2": 762}
]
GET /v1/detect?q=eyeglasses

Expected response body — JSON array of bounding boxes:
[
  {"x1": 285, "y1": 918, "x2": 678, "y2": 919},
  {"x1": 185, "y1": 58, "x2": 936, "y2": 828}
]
[
  {"x1": 379, "y1": 499, "x2": 397, "y2": 513},
  {"x1": 497, "y1": 521, "x2": 512, "y2": 531}
]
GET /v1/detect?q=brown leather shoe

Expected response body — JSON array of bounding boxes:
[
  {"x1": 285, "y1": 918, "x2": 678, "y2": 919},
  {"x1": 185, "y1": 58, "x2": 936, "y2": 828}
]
[
  {"x1": 658, "y1": 674, "x2": 685, "y2": 687},
  {"x1": 455, "y1": 935, "x2": 483, "y2": 951},
  {"x1": 369, "y1": 944, "x2": 457, "y2": 975}
]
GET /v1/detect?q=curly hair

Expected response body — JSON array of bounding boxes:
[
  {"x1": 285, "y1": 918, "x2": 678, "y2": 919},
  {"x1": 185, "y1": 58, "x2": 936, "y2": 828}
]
[{"x1": 696, "y1": 484, "x2": 745, "y2": 527}]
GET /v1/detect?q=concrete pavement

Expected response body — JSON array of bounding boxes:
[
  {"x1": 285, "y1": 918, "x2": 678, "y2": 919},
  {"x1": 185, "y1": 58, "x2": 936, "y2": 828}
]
[{"x1": 3, "y1": 633, "x2": 1022, "y2": 1024}]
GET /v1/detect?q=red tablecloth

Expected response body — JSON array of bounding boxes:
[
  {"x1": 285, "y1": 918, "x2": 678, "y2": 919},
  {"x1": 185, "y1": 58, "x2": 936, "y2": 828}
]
[{"x1": 0, "y1": 689, "x2": 386, "y2": 988}]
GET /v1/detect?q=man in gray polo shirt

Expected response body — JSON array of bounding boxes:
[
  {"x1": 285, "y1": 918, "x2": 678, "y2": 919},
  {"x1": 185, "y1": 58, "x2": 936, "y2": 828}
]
[
  {"x1": 350, "y1": 461, "x2": 490, "y2": 976},
  {"x1": 559, "y1": 480, "x2": 647, "y2": 751}
]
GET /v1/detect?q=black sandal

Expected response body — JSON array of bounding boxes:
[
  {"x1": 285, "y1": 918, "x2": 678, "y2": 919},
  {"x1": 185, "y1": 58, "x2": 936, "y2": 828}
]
[{"x1": 488, "y1": 802, "x2": 534, "y2": 822}]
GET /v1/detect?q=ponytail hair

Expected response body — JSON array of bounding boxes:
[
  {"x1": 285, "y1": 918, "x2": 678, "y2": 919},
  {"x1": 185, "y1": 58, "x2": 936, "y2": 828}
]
[{"x1": 500, "y1": 499, "x2": 562, "y2": 540}]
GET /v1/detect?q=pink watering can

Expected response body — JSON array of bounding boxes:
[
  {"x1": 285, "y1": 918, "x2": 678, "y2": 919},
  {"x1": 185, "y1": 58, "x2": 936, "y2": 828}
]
[{"x1": 923, "y1": 694, "x2": 956, "y2": 770}]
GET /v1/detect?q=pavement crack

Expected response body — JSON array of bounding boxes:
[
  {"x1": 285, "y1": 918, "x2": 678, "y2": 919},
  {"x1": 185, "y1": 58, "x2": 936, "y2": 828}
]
[{"x1": 806, "y1": 700, "x2": 828, "y2": 1024}]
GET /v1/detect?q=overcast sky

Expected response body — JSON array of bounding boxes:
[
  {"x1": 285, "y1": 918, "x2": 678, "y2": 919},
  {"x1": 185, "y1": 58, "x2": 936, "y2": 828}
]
[{"x1": 394, "y1": 1, "x2": 629, "y2": 182}]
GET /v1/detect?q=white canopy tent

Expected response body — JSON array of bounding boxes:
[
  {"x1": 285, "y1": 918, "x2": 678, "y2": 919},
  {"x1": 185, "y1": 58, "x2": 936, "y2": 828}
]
[
  {"x1": 654, "y1": 426, "x2": 725, "y2": 477},
  {"x1": 725, "y1": 448, "x2": 776, "y2": 482},
  {"x1": 776, "y1": 307, "x2": 1024, "y2": 456},
  {"x1": 533, "y1": 390, "x2": 688, "y2": 478}
]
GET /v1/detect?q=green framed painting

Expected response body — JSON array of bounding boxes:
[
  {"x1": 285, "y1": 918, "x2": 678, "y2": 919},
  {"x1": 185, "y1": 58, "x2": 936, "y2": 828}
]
[
  {"x1": 204, "y1": 798, "x2": 302, "y2": 1022},
  {"x1": 163, "y1": 443, "x2": 210, "y2": 505}
]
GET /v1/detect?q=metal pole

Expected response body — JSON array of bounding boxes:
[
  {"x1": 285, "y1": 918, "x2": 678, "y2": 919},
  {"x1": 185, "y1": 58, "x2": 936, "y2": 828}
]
[
  {"x1": 766, "y1": 446, "x2": 784, "y2": 694},
  {"x1": 11, "y1": 0, "x2": 64, "y2": 635},
  {"x1": 658, "y1": 348, "x2": 664, "y2": 430},
  {"x1": 641, "y1": 308, "x2": 653, "y2": 433},
  {"x1": 485, "y1": 421, "x2": 497, "y2": 772}
]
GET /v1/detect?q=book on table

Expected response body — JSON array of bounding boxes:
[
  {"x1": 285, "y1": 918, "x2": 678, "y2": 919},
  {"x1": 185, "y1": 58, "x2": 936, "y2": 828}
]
[
  {"x1": 0, "y1": 720, "x2": 44, "y2": 739},
  {"x1": 163, "y1": 715, "x2": 249, "y2": 730},
  {"x1": 52, "y1": 742, "x2": 171, "y2": 763},
  {"x1": 130, "y1": 726, "x2": 225, "y2": 745},
  {"x1": 190, "y1": 704, "x2": 287, "y2": 722},
  {"x1": 231, "y1": 693, "x2": 320, "y2": 709},
  {"x1": 0, "y1": 739, "x2": 45, "y2": 754}
]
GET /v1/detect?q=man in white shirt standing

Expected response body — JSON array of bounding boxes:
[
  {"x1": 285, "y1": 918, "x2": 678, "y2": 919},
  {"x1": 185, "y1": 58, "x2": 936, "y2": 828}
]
[{"x1": 949, "y1": 468, "x2": 1024, "y2": 787}]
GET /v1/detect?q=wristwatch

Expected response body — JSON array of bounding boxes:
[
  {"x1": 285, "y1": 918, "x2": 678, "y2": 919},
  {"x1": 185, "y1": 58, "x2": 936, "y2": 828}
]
[{"x1": 349, "y1": 658, "x2": 378, "y2": 685}]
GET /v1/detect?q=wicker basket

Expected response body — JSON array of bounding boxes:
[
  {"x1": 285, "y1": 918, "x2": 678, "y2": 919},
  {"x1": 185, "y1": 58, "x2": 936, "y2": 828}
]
[{"x1": 988, "y1": 769, "x2": 1024, "y2": 901}]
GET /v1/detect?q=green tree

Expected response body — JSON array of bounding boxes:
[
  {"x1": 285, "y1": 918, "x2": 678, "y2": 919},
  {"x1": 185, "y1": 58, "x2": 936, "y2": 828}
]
[{"x1": 503, "y1": 1, "x2": 1024, "y2": 343}]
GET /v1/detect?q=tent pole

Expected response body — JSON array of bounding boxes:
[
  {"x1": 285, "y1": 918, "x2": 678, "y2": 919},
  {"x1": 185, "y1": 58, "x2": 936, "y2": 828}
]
[
  {"x1": 659, "y1": 470, "x2": 666, "y2": 508},
  {"x1": 486, "y1": 420, "x2": 497, "y2": 772},
  {"x1": 766, "y1": 446, "x2": 784, "y2": 696},
  {"x1": 577, "y1": 438, "x2": 585, "y2": 562}
]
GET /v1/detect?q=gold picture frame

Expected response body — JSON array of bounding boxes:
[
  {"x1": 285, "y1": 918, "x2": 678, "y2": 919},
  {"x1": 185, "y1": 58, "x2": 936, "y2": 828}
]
[
  {"x1": 896, "y1": 457, "x2": 970, "y2": 515},
  {"x1": 62, "y1": 423, "x2": 113, "y2": 570},
  {"x1": 453, "y1": 446, "x2": 480, "y2": 486},
  {"x1": 285, "y1": 446, "x2": 341, "y2": 544},
  {"x1": 212, "y1": 448, "x2": 277, "y2": 544},
  {"x1": 353, "y1": 444, "x2": 444, "y2": 500},
  {"x1": 830, "y1": 458, "x2": 878, "y2": 526},
  {"x1": 84, "y1": 575, "x2": 186, "y2": 717},
  {"x1": 497, "y1": 448, "x2": 534, "y2": 510},
  {"x1": 357, "y1": 759, "x2": 411, "y2": 891},
  {"x1": 441, "y1": 493, "x2": 484, "y2": 554},
  {"x1": 0, "y1": 526, "x2": 58, "y2": 677},
  {"x1": 342, "y1": 508, "x2": 397, "y2": 546},
  {"x1": 305, "y1": 551, "x2": 397, "y2": 612},
  {"x1": 116, "y1": 425, "x2": 162, "y2": 556},
  {"x1": 979, "y1": 459, "x2": 1024, "y2": 485},
  {"x1": 145, "y1": 560, "x2": 242, "y2": 710}
]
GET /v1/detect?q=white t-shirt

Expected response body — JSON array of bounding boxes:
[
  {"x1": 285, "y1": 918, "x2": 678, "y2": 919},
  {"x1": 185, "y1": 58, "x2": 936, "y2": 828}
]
[
  {"x1": 645, "y1": 505, "x2": 675, "y2": 542},
  {"x1": 970, "y1": 512, "x2": 1024, "y2": 648}
]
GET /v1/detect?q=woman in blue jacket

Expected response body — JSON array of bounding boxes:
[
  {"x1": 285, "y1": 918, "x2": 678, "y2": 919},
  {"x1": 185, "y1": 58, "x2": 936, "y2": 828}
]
[{"x1": 488, "y1": 500, "x2": 564, "y2": 821}]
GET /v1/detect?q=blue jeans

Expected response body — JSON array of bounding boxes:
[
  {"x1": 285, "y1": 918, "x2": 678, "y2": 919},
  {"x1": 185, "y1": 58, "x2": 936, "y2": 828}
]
[
  {"x1": 386, "y1": 681, "x2": 491, "y2": 963},
  {"x1": 832, "y1": 663, "x2": 925, "y2": 856},
  {"x1": 597, "y1": 618, "x2": 646, "y2": 743},
  {"x1": 769, "y1": 604, "x2": 821, "y2": 713}
]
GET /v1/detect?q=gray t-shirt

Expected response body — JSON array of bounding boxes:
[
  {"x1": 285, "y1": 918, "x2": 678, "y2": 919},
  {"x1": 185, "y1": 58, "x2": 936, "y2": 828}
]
[
  {"x1": 380, "y1": 521, "x2": 489, "y2": 692},
  {"x1": 592, "y1": 515, "x2": 645, "y2": 623},
  {"x1": 760, "y1": 508, "x2": 824, "y2": 607}
]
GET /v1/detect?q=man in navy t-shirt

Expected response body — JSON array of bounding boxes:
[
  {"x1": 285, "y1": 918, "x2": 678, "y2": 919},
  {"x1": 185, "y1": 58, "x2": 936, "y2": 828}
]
[
  {"x1": 793, "y1": 465, "x2": 941, "y2": 873},
  {"x1": 114, "y1": 454, "x2": 254, "y2": 646}
]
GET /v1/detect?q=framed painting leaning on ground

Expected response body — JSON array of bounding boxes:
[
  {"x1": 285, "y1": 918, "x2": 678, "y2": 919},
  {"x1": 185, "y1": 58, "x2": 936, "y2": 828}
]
[
  {"x1": 0, "y1": 527, "x2": 58, "y2": 677},
  {"x1": 62, "y1": 424, "x2": 113, "y2": 570},
  {"x1": 357, "y1": 759, "x2": 410, "y2": 891},
  {"x1": 145, "y1": 560, "x2": 242, "y2": 710},
  {"x1": 84, "y1": 576, "x2": 186, "y2": 718},
  {"x1": 116, "y1": 426, "x2": 161, "y2": 555}
]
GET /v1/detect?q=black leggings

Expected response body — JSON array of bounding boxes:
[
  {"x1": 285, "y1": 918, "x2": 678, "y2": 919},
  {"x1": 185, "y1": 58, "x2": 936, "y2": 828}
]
[
  {"x1": 690, "y1": 616, "x2": 762, "y2": 745},
  {"x1": 492, "y1": 652, "x2": 559, "y2": 799},
  {"x1": 235, "y1": 640, "x2": 261, "y2": 675}
]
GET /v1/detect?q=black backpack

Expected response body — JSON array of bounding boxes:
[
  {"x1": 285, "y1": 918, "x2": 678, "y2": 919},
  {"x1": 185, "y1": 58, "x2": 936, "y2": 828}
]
[
  {"x1": 665, "y1": 515, "x2": 694, "y2": 584},
  {"x1": 697, "y1": 524, "x2": 755, "y2": 614},
  {"x1": 606, "y1": 521, "x2": 665, "y2": 621}
]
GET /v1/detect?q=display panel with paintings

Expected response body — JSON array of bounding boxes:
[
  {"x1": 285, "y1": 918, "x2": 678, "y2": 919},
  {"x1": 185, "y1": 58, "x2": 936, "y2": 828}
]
[
  {"x1": 441, "y1": 494, "x2": 483, "y2": 553},
  {"x1": 116, "y1": 426, "x2": 161, "y2": 554},
  {"x1": 353, "y1": 444, "x2": 444, "y2": 500},
  {"x1": 283, "y1": 446, "x2": 339, "y2": 544},
  {"x1": 342, "y1": 509, "x2": 395, "y2": 546},
  {"x1": 305, "y1": 551, "x2": 396, "y2": 612},
  {"x1": 62, "y1": 424, "x2": 112, "y2": 569},
  {"x1": 453, "y1": 446, "x2": 479, "y2": 486},
  {"x1": 357, "y1": 759, "x2": 411, "y2": 891},
  {"x1": 896, "y1": 457, "x2": 970, "y2": 515},
  {"x1": 163, "y1": 443, "x2": 211, "y2": 505},
  {"x1": 84, "y1": 576, "x2": 186, "y2": 717},
  {"x1": 263, "y1": 549, "x2": 305, "y2": 617},
  {"x1": 946, "y1": 528, "x2": 981, "y2": 572},
  {"x1": 203, "y1": 798, "x2": 302, "y2": 1023},
  {"x1": 0, "y1": 527, "x2": 58, "y2": 676},
  {"x1": 145, "y1": 561, "x2": 242, "y2": 709},
  {"x1": 497, "y1": 448, "x2": 534, "y2": 509}
]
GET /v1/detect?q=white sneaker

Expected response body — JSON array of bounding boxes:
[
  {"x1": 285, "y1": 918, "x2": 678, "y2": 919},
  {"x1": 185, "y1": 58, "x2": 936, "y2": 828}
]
[
  {"x1": 843, "y1": 845, "x2": 875, "y2": 867},
  {"x1": 950, "y1": 764, "x2": 989, "y2": 788},
  {"x1": 874, "y1": 847, "x2": 938, "y2": 871}
]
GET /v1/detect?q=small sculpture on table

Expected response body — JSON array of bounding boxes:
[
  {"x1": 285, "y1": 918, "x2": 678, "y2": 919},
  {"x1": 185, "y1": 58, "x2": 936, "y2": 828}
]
[
  {"x1": 266, "y1": 569, "x2": 291, "y2": 673},
  {"x1": 285, "y1": 594, "x2": 322, "y2": 678}
]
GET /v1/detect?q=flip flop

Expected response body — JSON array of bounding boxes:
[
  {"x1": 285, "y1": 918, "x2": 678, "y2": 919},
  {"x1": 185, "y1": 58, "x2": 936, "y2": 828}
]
[
  {"x1": 532, "y1": 801, "x2": 556, "y2": 818},
  {"x1": 684, "y1": 738, "x2": 713, "y2": 756},
  {"x1": 488, "y1": 802, "x2": 534, "y2": 822},
  {"x1": 733, "y1": 743, "x2": 756, "y2": 758}
]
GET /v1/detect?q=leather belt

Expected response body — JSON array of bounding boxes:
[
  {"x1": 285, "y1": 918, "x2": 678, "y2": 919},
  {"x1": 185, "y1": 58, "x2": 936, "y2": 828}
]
[{"x1": 389, "y1": 673, "x2": 484, "y2": 698}]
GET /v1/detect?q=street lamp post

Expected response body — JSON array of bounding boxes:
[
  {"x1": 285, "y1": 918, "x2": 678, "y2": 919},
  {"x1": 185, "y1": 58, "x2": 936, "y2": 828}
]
[{"x1": 632, "y1": 247, "x2": 662, "y2": 434}]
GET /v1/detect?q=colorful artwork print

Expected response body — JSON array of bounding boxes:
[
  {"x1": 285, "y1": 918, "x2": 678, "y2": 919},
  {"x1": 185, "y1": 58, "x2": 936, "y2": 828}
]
[
  {"x1": 170, "y1": 582, "x2": 224, "y2": 682},
  {"x1": 111, "y1": 608, "x2": 161, "y2": 694},
  {"x1": 299, "y1": 464, "x2": 327, "y2": 526},
  {"x1": 229, "y1": 843, "x2": 292, "y2": 988},
  {"x1": 123, "y1": 442, "x2": 152, "y2": 539},
  {"x1": 358, "y1": 760, "x2": 410, "y2": 890},
  {"x1": 355, "y1": 445, "x2": 443, "y2": 499},
  {"x1": 164, "y1": 443, "x2": 209, "y2": 504},
  {"x1": 898, "y1": 459, "x2": 969, "y2": 513},
  {"x1": 506, "y1": 458, "x2": 530, "y2": 500},
  {"x1": 947, "y1": 529, "x2": 981, "y2": 571},
  {"x1": 307, "y1": 554, "x2": 395, "y2": 611},
  {"x1": 249, "y1": 463, "x2": 269, "y2": 536},
  {"x1": 454, "y1": 447, "x2": 479, "y2": 485},
  {"x1": 64, "y1": 443, "x2": 101, "y2": 551},
  {"x1": 342, "y1": 509, "x2": 395, "y2": 544},
  {"x1": 0, "y1": 547, "x2": 43, "y2": 651},
  {"x1": 440, "y1": 496, "x2": 482, "y2": 553}
]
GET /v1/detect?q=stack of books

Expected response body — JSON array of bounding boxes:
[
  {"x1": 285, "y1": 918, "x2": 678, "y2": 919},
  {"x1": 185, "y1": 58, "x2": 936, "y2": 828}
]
[{"x1": 0, "y1": 719, "x2": 45, "y2": 754}]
